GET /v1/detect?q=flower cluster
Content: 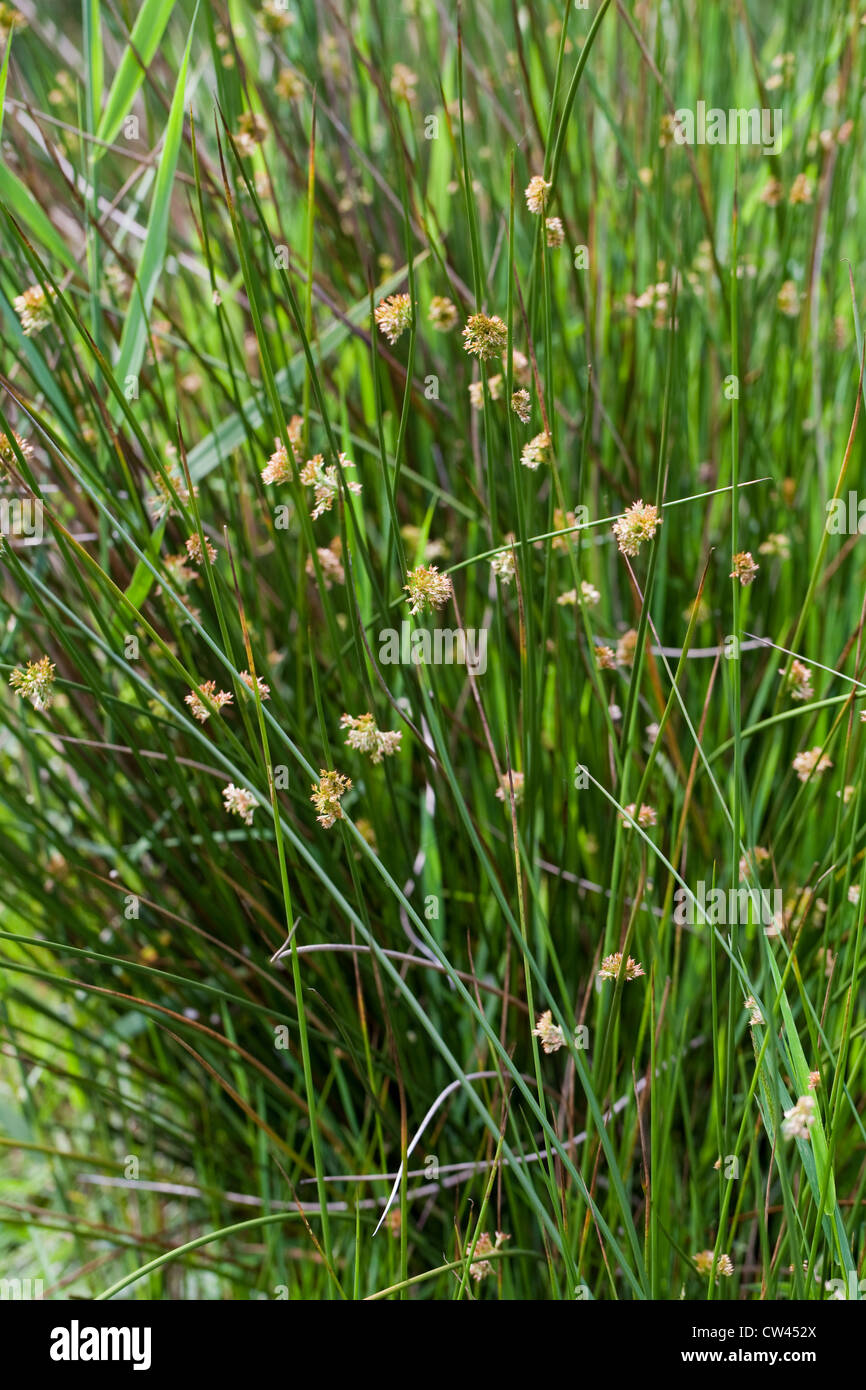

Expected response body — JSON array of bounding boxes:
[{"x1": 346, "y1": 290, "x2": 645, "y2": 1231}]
[
  {"x1": 730, "y1": 551, "x2": 759, "y2": 585},
  {"x1": 14, "y1": 283, "x2": 56, "y2": 335},
  {"x1": 185, "y1": 681, "x2": 233, "y2": 723},
  {"x1": 300, "y1": 454, "x2": 362, "y2": 519},
  {"x1": 9, "y1": 655, "x2": 56, "y2": 711},
  {"x1": 744, "y1": 995, "x2": 764, "y2": 1026},
  {"x1": 545, "y1": 216, "x2": 565, "y2": 248},
  {"x1": 616, "y1": 629, "x2": 638, "y2": 667},
  {"x1": 788, "y1": 172, "x2": 813, "y2": 205},
  {"x1": 275, "y1": 68, "x2": 304, "y2": 101},
  {"x1": 598, "y1": 953, "x2": 645, "y2": 982},
  {"x1": 240, "y1": 671, "x2": 270, "y2": 701},
  {"x1": 612, "y1": 500, "x2": 662, "y2": 556},
  {"x1": 307, "y1": 537, "x2": 345, "y2": 588},
  {"x1": 461, "y1": 313, "x2": 508, "y2": 361},
  {"x1": 163, "y1": 554, "x2": 198, "y2": 588},
  {"x1": 311, "y1": 769, "x2": 352, "y2": 828},
  {"x1": 781, "y1": 660, "x2": 814, "y2": 702},
  {"x1": 520, "y1": 430, "x2": 551, "y2": 471},
  {"x1": 738, "y1": 846, "x2": 770, "y2": 880},
  {"x1": 557, "y1": 581, "x2": 601, "y2": 608},
  {"x1": 531, "y1": 1010, "x2": 565, "y2": 1054},
  {"x1": 222, "y1": 783, "x2": 256, "y2": 826},
  {"x1": 340, "y1": 713, "x2": 402, "y2": 764},
  {"x1": 469, "y1": 1230, "x2": 510, "y2": 1282},
  {"x1": 524, "y1": 174, "x2": 551, "y2": 213},
  {"x1": 468, "y1": 374, "x2": 504, "y2": 411},
  {"x1": 259, "y1": 0, "x2": 294, "y2": 34},
  {"x1": 234, "y1": 111, "x2": 268, "y2": 157},
  {"x1": 694, "y1": 1251, "x2": 734, "y2": 1280},
  {"x1": 428, "y1": 296, "x2": 459, "y2": 332},
  {"x1": 185, "y1": 533, "x2": 217, "y2": 566},
  {"x1": 148, "y1": 466, "x2": 196, "y2": 522},
  {"x1": 262, "y1": 441, "x2": 294, "y2": 485},
  {"x1": 495, "y1": 770, "x2": 525, "y2": 807},
  {"x1": 491, "y1": 549, "x2": 516, "y2": 586},
  {"x1": 782, "y1": 1094, "x2": 817, "y2": 1141},
  {"x1": 374, "y1": 293, "x2": 413, "y2": 344},
  {"x1": 792, "y1": 747, "x2": 832, "y2": 783},
  {"x1": 404, "y1": 564, "x2": 453, "y2": 614},
  {"x1": 628, "y1": 279, "x2": 677, "y2": 329},
  {"x1": 759, "y1": 533, "x2": 791, "y2": 560},
  {"x1": 619, "y1": 803, "x2": 657, "y2": 829},
  {"x1": 390, "y1": 63, "x2": 418, "y2": 103},
  {"x1": 0, "y1": 432, "x2": 34, "y2": 475}
]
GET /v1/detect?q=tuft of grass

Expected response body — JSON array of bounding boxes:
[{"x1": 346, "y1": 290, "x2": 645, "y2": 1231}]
[{"x1": 0, "y1": 0, "x2": 865, "y2": 1302}]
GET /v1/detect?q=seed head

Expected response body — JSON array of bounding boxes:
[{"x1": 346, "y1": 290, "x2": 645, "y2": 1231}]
[
  {"x1": 509, "y1": 349, "x2": 531, "y2": 385},
  {"x1": 0, "y1": 4, "x2": 26, "y2": 37},
  {"x1": 659, "y1": 112, "x2": 685, "y2": 146},
  {"x1": 469, "y1": 374, "x2": 503, "y2": 411},
  {"x1": 558, "y1": 580, "x2": 600, "y2": 609},
  {"x1": 236, "y1": 111, "x2": 268, "y2": 151},
  {"x1": 620, "y1": 802, "x2": 657, "y2": 829},
  {"x1": 580, "y1": 581, "x2": 601, "y2": 607}
]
